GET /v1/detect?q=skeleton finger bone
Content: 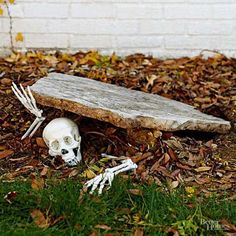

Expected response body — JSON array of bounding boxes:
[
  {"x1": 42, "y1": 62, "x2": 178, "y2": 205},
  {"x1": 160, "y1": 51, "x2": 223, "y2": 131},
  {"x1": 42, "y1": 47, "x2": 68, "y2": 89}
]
[
  {"x1": 112, "y1": 159, "x2": 137, "y2": 175},
  {"x1": 11, "y1": 82, "x2": 45, "y2": 139},
  {"x1": 85, "y1": 171, "x2": 115, "y2": 195},
  {"x1": 98, "y1": 171, "x2": 115, "y2": 195},
  {"x1": 85, "y1": 174, "x2": 104, "y2": 193},
  {"x1": 12, "y1": 83, "x2": 43, "y2": 117},
  {"x1": 85, "y1": 156, "x2": 137, "y2": 194}
]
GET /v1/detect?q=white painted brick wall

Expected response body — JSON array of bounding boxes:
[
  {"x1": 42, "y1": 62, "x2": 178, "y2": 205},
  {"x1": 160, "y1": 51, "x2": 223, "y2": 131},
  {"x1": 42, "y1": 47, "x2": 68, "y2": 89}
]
[{"x1": 1, "y1": 0, "x2": 236, "y2": 57}]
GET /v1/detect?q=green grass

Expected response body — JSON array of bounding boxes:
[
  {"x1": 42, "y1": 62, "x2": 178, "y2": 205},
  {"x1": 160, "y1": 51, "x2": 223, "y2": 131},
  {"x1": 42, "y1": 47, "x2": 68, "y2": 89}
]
[{"x1": 0, "y1": 178, "x2": 235, "y2": 236}]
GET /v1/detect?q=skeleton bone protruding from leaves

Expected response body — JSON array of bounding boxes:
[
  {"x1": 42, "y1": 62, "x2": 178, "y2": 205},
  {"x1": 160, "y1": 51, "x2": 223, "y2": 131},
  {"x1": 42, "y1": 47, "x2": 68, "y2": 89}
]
[
  {"x1": 11, "y1": 82, "x2": 45, "y2": 139},
  {"x1": 85, "y1": 154, "x2": 137, "y2": 194}
]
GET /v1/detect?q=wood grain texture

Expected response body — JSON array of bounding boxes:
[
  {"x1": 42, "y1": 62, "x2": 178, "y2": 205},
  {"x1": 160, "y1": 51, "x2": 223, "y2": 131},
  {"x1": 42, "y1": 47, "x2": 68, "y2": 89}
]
[{"x1": 31, "y1": 73, "x2": 231, "y2": 133}]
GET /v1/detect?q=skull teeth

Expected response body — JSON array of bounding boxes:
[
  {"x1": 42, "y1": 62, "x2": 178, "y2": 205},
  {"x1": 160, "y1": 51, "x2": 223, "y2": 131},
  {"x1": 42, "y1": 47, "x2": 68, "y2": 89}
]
[{"x1": 68, "y1": 160, "x2": 77, "y2": 166}]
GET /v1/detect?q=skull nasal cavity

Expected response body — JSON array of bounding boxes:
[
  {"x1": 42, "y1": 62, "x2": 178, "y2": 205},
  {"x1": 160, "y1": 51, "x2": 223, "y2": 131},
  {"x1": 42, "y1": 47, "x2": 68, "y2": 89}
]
[{"x1": 61, "y1": 149, "x2": 69, "y2": 155}]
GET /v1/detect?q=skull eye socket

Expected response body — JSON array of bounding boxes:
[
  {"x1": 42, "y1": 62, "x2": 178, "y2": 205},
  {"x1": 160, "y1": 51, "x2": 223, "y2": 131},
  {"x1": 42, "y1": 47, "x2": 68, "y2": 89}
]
[
  {"x1": 64, "y1": 136, "x2": 73, "y2": 145},
  {"x1": 51, "y1": 140, "x2": 60, "y2": 150}
]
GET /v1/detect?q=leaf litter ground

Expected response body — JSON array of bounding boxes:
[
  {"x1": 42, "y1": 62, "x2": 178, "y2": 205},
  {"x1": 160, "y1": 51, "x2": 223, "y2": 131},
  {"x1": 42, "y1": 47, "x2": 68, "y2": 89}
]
[{"x1": 0, "y1": 50, "x2": 235, "y2": 201}]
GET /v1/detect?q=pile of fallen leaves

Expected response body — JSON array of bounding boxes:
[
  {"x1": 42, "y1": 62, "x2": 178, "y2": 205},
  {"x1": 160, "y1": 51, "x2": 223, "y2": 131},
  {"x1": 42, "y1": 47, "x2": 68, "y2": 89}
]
[{"x1": 0, "y1": 50, "x2": 235, "y2": 198}]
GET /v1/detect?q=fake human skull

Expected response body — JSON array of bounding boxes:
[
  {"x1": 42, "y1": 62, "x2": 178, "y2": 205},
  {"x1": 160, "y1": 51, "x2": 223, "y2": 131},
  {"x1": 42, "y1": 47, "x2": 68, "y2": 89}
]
[{"x1": 42, "y1": 118, "x2": 82, "y2": 166}]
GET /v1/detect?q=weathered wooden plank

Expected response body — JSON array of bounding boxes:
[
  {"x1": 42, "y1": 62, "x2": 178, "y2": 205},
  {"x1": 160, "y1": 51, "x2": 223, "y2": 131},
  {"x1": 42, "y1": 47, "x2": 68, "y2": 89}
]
[{"x1": 31, "y1": 73, "x2": 231, "y2": 133}]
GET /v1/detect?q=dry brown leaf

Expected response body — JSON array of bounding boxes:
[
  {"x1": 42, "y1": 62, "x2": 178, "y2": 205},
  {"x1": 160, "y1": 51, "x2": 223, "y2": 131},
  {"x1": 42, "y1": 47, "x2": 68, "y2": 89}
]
[
  {"x1": 150, "y1": 160, "x2": 160, "y2": 172},
  {"x1": 36, "y1": 137, "x2": 47, "y2": 148},
  {"x1": 195, "y1": 166, "x2": 211, "y2": 172},
  {"x1": 0, "y1": 145, "x2": 7, "y2": 151},
  {"x1": 195, "y1": 177, "x2": 211, "y2": 185},
  {"x1": 158, "y1": 166, "x2": 173, "y2": 178},
  {"x1": 40, "y1": 166, "x2": 49, "y2": 177},
  {"x1": 165, "y1": 139, "x2": 183, "y2": 150},
  {"x1": 176, "y1": 162, "x2": 192, "y2": 170},
  {"x1": 117, "y1": 208, "x2": 131, "y2": 214},
  {"x1": 168, "y1": 148, "x2": 178, "y2": 161},
  {"x1": 105, "y1": 127, "x2": 117, "y2": 136},
  {"x1": 90, "y1": 230, "x2": 98, "y2": 236},
  {"x1": 166, "y1": 227, "x2": 179, "y2": 236},
  {"x1": 31, "y1": 176, "x2": 45, "y2": 190},
  {"x1": 170, "y1": 180, "x2": 179, "y2": 189},
  {"x1": 31, "y1": 209, "x2": 49, "y2": 229},
  {"x1": 132, "y1": 152, "x2": 153, "y2": 163},
  {"x1": 9, "y1": 156, "x2": 28, "y2": 162},
  {"x1": 1, "y1": 78, "x2": 12, "y2": 85},
  {"x1": 153, "y1": 130, "x2": 162, "y2": 138},
  {"x1": 69, "y1": 169, "x2": 79, "y2": 178},
  {"x1": 83, "y1": 169, "x2": 96, "y2": 179},
  {"x1": 163, "y1": 153, "x2": 171, "y2": 164},
  {"x1": 0, "y1": 150, "x2": 14, "y2": 159},
  {"x1": 220, "y1": 219, "x2": 236, "y2": 232},
  {"x1": 171, "y1": 169, "x2": 181, "y2": 177},
  {"x1": 94, "y1": 225, "x2": 111, "y2": 230},
  {"x1": 128, "y1": 189, "x2": 143, "y2": 196},
  {"x1": 133, "y1": 228, "x2": 144, "y2": 236},
  {"x1": 74, "y1": 224, "x2": 82, "y2": 231}
]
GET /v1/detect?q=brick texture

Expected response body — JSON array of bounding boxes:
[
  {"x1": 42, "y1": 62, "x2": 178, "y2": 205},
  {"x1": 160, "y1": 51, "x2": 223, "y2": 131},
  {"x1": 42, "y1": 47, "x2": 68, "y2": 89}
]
[{"x1": 1, "y1": 0, "x2": 236, "y2": 57}]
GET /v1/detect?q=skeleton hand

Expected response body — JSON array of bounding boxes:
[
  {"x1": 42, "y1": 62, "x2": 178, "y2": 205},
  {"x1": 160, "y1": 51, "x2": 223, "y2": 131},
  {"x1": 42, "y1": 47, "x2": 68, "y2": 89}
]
[
  {"x1": 85, "y1": 157, "x2": 137, "y2": 195},
  {"x1": 11, "y1": 82, "x2": 45, "y2": 139}
]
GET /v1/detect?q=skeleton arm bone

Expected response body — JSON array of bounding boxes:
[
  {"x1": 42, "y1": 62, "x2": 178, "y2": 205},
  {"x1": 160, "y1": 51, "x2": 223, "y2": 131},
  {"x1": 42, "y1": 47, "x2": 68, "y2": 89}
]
[
  {"x1": 21, "y1": 117, "x2": 43, "y2": 139},
  {"x1": 11, "y1": 82, "x2": 45, "y2": 139}
]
